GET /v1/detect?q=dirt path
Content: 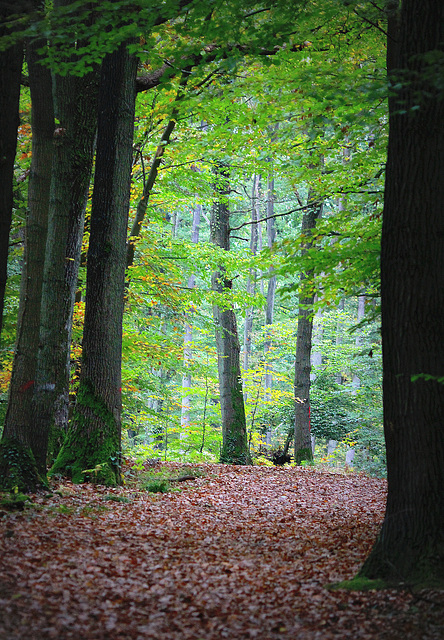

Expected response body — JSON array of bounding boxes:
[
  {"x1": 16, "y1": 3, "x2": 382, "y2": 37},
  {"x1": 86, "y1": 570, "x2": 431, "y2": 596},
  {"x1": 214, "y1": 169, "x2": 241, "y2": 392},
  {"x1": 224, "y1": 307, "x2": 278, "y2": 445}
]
[{"x1": 0, "y1": 464, "x2": 443, "y2": 639}]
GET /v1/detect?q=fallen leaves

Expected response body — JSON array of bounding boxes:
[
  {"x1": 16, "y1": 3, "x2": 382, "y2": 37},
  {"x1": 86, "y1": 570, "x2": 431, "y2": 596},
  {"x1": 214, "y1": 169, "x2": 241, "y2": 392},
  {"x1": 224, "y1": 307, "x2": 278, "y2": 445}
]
[{"x1": 0, "y1": 463, "x2": 443, "y2": 639}]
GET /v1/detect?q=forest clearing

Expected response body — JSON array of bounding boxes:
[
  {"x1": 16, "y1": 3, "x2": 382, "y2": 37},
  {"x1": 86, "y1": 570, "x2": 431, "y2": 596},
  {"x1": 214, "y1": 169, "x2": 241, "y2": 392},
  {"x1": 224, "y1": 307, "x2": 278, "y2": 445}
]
[{"x1": 1, "y1": 462, "x2": 443, "y2": 640}]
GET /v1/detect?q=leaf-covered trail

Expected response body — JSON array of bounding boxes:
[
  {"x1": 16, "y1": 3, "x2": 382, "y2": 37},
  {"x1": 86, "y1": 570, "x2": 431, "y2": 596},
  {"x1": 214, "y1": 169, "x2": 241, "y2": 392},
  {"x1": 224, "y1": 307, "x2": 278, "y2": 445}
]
[{"x1": 0, "y1": 464, "x2": 443, "y2": 639}]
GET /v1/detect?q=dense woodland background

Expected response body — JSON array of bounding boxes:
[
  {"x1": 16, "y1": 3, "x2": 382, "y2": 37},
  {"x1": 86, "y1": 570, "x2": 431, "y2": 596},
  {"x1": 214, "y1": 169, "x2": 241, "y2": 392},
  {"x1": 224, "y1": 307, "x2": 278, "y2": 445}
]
[{"x1": 0, "y1": 0, "x2": 386, "y2": 475}]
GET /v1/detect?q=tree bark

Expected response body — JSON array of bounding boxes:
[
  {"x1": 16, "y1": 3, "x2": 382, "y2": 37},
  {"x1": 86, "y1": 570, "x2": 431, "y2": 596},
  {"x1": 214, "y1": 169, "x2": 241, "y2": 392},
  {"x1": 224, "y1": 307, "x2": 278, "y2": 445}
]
[
  {"x1": 33, "y1": 56, "x2": 99, "y2": 466},
  {"x1": 264, "y1": 174, "x2": 276, "y2": 401},
  {"x1": 180, "y1": 203, "x2": 202, "y2": 434},
  {"x1": 243, "y1": 174, "x2": 260, "y2": 373},
  {"x1": 1, "y1": 36, "x2": 54, "y2": 481},
  {"x1": 51, "y1": 43, "x2": 138, "y2": 485},
  {"x1": 210, "y1": 164, "x2": 250, "y2": 464},
  {"x1": 359, "y1": 0, "x2": 444, "y2": 587},
  {"x1": 294, "y1": 194, "x2": 322, "y2": 465},
  {"x1": 0, "y1": 17, "x2": 23, "y2": 342}
]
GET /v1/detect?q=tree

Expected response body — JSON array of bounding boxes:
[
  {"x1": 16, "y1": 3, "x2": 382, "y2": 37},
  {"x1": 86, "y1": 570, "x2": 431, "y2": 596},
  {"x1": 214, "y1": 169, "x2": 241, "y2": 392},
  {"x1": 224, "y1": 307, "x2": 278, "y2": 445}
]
[
  {"x1": 294, "y1": 191, "x2": 323, "y2": 465},
  {"x1": 0, "y1": 2, "x2": 25, "y2": 342},
  {"x1": 51, "y1": 42, "x2": 138, "y2": 485},
  {"x1": 0, "y1": 35, "x2": 54, "y2": 487},
  {"x1": 358, "y1": 0, "x2": 444, "y2": 588},
  {"x1": 210, "y1": 163, "x2": 251, "y2": 464},
  {"x1": 32, "y1": 0, "x2": 100, "y2": 464}
]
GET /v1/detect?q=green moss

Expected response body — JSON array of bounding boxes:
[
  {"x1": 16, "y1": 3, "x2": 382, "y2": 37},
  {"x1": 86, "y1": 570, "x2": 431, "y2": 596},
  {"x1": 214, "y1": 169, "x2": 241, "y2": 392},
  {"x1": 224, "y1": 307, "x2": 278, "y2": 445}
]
[
  {"x1": 0, "y1": 438, "x2": 47, "y2": 493},
  {"x1": 50, "y1": 379, "x2": 121, "y2": 486},
  {"x1": 46, "y1": 422, "x2": 66, "y2": 467},
  {"x1": 0, "y1": 491, "x2": 33, "y2": 511},
  {"x1": 220, "y1": 430, "x2": 251, "y2": 465},
  {"x1": 327, "y1": 577, "x2": 389, "y2": 591},
  {"x1": 142, "y1": 478, "x2": 171, "y2": 493},
  {"x1": 295, "y1": 447, "x2": 313, "y2": 465}
]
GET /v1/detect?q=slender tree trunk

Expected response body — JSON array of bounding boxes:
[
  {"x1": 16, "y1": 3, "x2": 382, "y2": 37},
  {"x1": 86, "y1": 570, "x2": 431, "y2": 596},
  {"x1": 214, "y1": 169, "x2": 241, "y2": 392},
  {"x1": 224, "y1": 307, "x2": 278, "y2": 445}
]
[
  {"x1": 0, "y1": 17, "x2": 23, "y2": 341},
  {"x1": 243, "y1": 174, "x2": 260, "y2": 373},
  {"x1": 310, "y1": 298, "x2": 323, "y2": 379},
  {"x1": 352, "y1": 295, "x2": 365, "y2": 389},
  {"x1": 52, "y1": 43, "x2": 138, "y2": 485},
  {"x1": 264, "y1": 174, "x2": 276, "y2": 397},
  {"x1": 1, "y1": 36, "x2": 54, "y2": 483},
  {"x1": 359, "y1": 0, "x2": 444, "y2": 587},
  {"x1": 126, "y1": 70, "x2": 190, "y2": 269},
  {"x1": 180, "y1": 203, "x2": 202, "y2": 433},
  {"x1": 263, "y1": 174, "x2": 276, "y2": 446},
  {"x1": 33, "y1": 7, "x2": 99, "y2": 465},
  {"x1": 211, "y1": 164, "x2": 250, "y2": 465},
  {"x1": 294, "y1": 194, "x2": 323, "y2": 465}
]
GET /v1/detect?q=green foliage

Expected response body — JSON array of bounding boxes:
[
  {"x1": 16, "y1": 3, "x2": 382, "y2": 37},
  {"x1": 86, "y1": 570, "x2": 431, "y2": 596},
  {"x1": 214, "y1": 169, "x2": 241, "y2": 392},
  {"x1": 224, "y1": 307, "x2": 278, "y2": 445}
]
[
  {"x1": 142, "y1": 478, "x2": 171, "y2": 493},
  {"x1": 0, "y1": 489, "x2": 33, "y2": 511}
]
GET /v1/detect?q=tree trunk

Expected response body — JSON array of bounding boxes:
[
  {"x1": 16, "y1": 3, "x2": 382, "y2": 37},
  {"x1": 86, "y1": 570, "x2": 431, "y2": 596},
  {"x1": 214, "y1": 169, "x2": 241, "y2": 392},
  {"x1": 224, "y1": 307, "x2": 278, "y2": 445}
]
[
  {"x1": 263, "y1": 174, "x2": 276, "y2": 446},
  {"x1": 1, "y1": 36, "x2": 54, "y2": 483},
  {"x1": 0, "y1": 17, "x2": 23, "y2": 342},
  {"x1": 359, "y1": 0, "x2": 444, "y2": 588},
  {"x1": 126, "y1": 70, "x2": 190, "y2": 269},
  {"x1": 264, "y1": 174, "x2": 276, "y2": 398},
  {"x1": 180, "y1": 203, "x2": 202, "y2": 434},
  {"x1": 352, "y1": 295, "x2": 365, "y2": 389},
  {"x1": 243, "y1": 174, "x2": 260, "y2": 373},
  {"x1": 210, "y1": 164, "x2": 250, "y2": 465},
  {"x1": 33, "y1": 10, "x2": 99, "y2": 465},
  {"x1": 294, "y1": 195, "x2": 322, "y2": 465},
  {"x1": 51, "y1": 43, "x2": 137, "y2": 485}
]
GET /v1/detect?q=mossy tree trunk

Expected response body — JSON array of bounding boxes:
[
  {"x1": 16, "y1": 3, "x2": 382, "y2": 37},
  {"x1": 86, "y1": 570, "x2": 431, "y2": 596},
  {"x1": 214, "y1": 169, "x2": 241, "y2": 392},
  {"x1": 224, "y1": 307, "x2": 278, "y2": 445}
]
[
  {"x1": 33, "y1": 6, "x2": 100, "y2": 465},
  {"x1": 51, "y1": 43, "x2": 137, "y2": 486},
  {"x1": 294, "y1": 192, "x2": 322, "y2": 465},
  {"x1": 1, "y1": 35, "x2": 54, "y2": 484},
  {"x1": 210, "y1": 164, "x2": 251, "y2": 465},
  {"x1": 359, "y1": 0, "x2": 444, "y2": 589}
]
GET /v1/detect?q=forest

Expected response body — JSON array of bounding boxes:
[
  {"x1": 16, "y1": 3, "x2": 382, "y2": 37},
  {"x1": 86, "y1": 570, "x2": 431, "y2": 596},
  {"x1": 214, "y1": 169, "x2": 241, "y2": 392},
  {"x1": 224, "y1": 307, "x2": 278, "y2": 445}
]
[{"x1": 0, "y1": 0, "x2": 443, "y2": 636}]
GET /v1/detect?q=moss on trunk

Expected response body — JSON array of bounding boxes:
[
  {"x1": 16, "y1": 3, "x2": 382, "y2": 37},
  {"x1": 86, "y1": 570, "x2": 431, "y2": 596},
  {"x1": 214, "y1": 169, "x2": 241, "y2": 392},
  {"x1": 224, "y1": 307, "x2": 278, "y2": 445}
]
[
  {"x1": 295, "y1": 447, "x2": 313, "y2": 466},
  {"x1": 50, "y1": 379, "x2": 121, "y2": 485},
  {"x1": 220, "y1": 430, "x2": 251, "y2": 465},
  {"x1": 0, "y1": 438, "x2": 47, "y2": 492}
]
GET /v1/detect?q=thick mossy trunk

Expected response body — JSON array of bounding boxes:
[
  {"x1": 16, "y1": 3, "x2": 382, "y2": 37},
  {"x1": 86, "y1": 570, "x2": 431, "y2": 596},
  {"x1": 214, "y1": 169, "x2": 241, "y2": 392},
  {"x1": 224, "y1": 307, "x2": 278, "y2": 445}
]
[
  {"x1": 50, "y1": 43, "x2": 137, "y2": 486},
  {"x1": 33, "y1": 51, "x2": 99, "y2": 466},
  {"x1": 0, "y1": 438, "x2": 46, "y2": 492},
  {"x1": 50, "y1": 380, "x2": 121, "y2": 485}
]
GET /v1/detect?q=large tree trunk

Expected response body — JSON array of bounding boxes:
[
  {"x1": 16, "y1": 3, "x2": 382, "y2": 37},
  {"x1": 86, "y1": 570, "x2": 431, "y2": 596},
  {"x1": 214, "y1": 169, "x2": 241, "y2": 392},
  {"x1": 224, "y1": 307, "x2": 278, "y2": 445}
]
[
  {"x1": 294, "y1": 195, "x2": 322, "y2": 465},
  {"x1": 211, "y1": 164, "x2": 250, "y2": 465},
  {"x1": 1, "y1": 36, "x2": 54, "y2": 484},
  {"x1": 33, "y1": 1, "x2": 100, "y2": 465},
  {"x1": 0, "y1": 14, "x2": 23, "y2": 342},
  {"x1": 51, "y1": 43, "x2": 138, "y2": 485},
  {"x1": 359, "y1": 0, "x2": 444, "y2": 587}
]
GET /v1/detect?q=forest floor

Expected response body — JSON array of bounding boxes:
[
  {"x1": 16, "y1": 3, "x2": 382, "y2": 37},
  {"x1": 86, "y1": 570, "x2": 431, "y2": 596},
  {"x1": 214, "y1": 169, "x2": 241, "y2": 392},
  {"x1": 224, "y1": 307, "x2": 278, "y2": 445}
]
[{"x1": 0, "y1": 462, "x2": 443, "y2": 640}]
